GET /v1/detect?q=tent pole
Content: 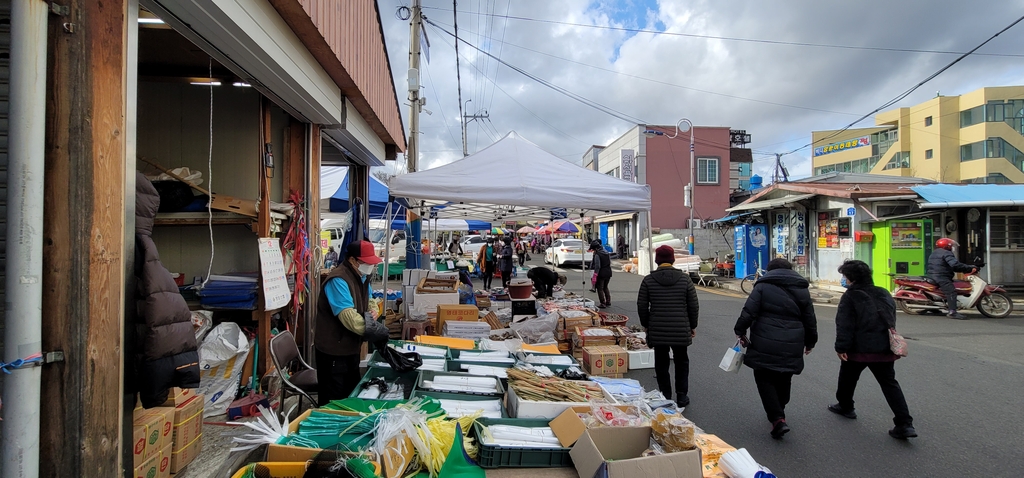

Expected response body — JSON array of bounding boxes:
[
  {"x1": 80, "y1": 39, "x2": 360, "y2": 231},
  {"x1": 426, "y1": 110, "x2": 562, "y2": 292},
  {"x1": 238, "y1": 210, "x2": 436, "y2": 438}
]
[
  {"x1": 646, "y1": 210, "x2": 655, "y2": 275},
  {"x1": 382, "y1": 200, "x2": 393, "y2": 308},
  {"x1": 580, "y1": 212, "x2": 587, "y2": 303}
]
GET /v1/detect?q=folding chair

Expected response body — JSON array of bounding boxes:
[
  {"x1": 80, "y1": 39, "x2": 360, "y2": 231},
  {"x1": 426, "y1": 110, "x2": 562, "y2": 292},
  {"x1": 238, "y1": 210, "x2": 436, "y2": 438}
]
[{"x1": 269, "y1": 330, "x2": 318, "y2": 420}]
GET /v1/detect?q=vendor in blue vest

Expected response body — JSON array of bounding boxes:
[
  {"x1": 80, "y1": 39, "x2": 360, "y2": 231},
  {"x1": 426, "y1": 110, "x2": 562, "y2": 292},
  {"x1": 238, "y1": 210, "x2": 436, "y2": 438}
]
[{"x1": 315, "y1": 240, "x2": 382, "y2": 405}]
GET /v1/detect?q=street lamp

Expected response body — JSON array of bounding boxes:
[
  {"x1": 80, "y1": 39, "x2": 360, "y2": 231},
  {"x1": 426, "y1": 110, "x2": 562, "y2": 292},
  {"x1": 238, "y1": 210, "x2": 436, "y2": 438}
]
[{"x1": 643, "y1": 119, "x2": 695, "y2": 254}]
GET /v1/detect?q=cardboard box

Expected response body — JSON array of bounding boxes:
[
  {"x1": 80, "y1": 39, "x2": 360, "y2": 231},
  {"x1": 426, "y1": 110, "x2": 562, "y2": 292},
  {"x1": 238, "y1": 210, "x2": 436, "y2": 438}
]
[
  {"x1": 506, "y1": 382, "x2": 616, "y2": 419},
  {"x1": 170, "y1": 434, "x2": 202, "y2": 474},
  {"x1": 549, "y1": 405, "x2": 642, "y2": 447},
  {"x1": 582, "y1": 345, "x2": 628, "y2": 376},
  {"x1": 172, "y1": 395, "x2": 204, "y2": 452},
  {"x1": 627, "y1": 348, "x2": 655, "y2": 370},
  {"x1": 267, "y1": 408, "x2": 362, "y2": 462},
  {"x1": 163, "y1": 388, "x2": 196, "y2": 407},
  {"x1": 569, "y1": 427, "x2": 702, "y2": 478},
  {"x1": 135, "y1": 443, "x2": 171, "y2": 478},
  {"x1": 436, "y1": 304, "x2": 481, "y2": 330},
  {"x1": 133, "y1": 407, "x2": 174, "y2": 468}
]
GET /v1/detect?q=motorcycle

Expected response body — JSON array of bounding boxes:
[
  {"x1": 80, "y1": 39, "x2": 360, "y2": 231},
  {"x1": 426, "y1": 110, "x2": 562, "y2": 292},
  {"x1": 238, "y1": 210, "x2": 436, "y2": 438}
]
[{"x1": 892, "y1": 272, "x2": 1014, "y2": 318}]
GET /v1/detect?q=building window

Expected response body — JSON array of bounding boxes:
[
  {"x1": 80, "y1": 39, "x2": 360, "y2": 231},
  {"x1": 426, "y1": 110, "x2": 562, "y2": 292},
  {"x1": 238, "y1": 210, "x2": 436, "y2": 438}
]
[
  {"x1": 925, "y1": 149, "x2": 933, "y2": 159},
  {"x1": 697, "y1": 157, "x2": 719, "y2": 184},
  {"x1": 924, "y1": 116, "x2": 933, "y2": 127},
  {"x1": 961, "y1": 137, "x2": 1024, "y2": 170},
  {"x1": 990, "y1": 214, "x2": 1024, "y2": 249},
  {"x1": 817, "y1": 211, "x2": 840, "y2": 248}
]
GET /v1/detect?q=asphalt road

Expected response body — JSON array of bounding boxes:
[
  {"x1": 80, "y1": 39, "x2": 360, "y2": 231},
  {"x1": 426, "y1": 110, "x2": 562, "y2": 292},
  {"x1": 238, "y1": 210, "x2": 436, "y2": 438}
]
[{"x1": 549, "y1": 260, "x2": 1024, "y2": 477}]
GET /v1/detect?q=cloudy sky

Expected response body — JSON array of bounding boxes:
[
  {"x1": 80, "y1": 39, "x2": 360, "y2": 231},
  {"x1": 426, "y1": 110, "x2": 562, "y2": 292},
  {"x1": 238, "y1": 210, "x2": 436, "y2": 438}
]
[{"x1": 377, "y1": 0, "x2": 1024, "y2": 179}]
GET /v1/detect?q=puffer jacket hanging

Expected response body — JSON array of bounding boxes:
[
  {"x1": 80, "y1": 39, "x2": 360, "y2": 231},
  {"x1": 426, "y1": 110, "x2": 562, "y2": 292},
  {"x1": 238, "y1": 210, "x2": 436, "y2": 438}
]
[{"x1": 135, "y1": 172, "x2": 200, "y2": 408}]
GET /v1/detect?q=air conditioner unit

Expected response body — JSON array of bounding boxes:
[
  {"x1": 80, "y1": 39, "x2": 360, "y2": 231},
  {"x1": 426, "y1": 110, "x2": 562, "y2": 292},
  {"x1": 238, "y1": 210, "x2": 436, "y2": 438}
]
[{"x1": 689, "y1": 219, "x2": 703, "y2": 229}]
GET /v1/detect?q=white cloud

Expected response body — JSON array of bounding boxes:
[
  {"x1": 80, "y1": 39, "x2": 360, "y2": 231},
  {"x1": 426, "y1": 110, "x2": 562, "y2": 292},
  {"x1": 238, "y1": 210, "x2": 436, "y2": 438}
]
[{"x1": 381, "y1": 0, "x2": 1024, "y2": 178}]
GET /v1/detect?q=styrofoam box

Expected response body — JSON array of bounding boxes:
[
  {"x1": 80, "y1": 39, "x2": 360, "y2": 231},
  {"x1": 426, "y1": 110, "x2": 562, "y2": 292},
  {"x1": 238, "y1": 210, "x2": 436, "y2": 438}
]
[
  {"x1": 413, "y1": 292, "x2": 460, "y2": 314},
  {"x1": 627, "y1": 349, "x2": 654, "y2": 370},
  {"x1": 507, "y1": 382, "x2": 616, "y2": 419}
]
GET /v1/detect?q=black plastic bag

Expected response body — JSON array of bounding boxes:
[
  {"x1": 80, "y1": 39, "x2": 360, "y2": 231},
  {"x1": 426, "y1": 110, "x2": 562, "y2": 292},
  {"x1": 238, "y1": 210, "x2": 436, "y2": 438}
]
[{"x1": 376, "y1": 345, "x2": 423, "y2": 373}]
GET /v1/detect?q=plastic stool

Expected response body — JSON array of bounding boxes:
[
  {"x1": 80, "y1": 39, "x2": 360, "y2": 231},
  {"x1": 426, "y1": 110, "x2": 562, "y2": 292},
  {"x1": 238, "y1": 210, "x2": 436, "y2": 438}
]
[{"x1": 402, "y1": 320, "x2": 435, "y2": 341}]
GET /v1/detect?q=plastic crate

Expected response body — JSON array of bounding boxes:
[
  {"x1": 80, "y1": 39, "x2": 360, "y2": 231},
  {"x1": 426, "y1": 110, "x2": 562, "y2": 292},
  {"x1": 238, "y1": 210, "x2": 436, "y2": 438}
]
[
  {"x1": 411, "y1": 390, "x2": 508, "y2": 418},
  {"x1": 417, "y1": 370, "x2": 504, "y2": 397},
  {"x1": 471, "y1": 418, "x2": 572, "y2": 468},
  {"x1": 348, "y1": 367, "x2": 420, "y2": 400},
  {"x1": 366, "y1": 350, "x2": 448, "y2": 372}
]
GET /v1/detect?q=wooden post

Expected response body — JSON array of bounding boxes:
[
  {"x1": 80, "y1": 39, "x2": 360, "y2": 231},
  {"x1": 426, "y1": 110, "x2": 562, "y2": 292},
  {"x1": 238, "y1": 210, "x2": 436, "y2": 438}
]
[
  {"x1": 41, "y1": 0, "x2": 128, "y2": 476},
  {"x1": 254, "y1": 97, "x2": 274, "y2": 375},
  {"x1": 283, "y1": 118, "x2": 306, "y2": 344}
]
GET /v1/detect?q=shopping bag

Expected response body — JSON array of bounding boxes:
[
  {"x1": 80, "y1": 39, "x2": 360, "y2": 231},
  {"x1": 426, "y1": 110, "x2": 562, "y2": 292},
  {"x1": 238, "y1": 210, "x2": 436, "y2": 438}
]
[
  {"x1": 719, "y1": 340, "x2": 745, "y2": 373},
  {"x1": 889, "y1": 327, "x2": 908, "y2": 357},
  {"x1": 591, "y1": 271, "x2": 598, "y2": 287}
]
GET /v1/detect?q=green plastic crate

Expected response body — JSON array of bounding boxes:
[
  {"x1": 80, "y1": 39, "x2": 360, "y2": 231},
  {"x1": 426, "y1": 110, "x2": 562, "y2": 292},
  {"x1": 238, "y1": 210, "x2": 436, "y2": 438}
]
[
  {"x1": 411, "y1": 390, "x2": 508, "y2": 418},
  {"x1": 447, "y1": 349, "x2": 515, "y2": 374},
  {"x1": 348, "y1": 367, "x2": 420, "y2": 400},
  {"x1": 366, "y1": 350, "x2": 449, "y2": 372},
  {"x1": 471, "y1": 418, "x2": 572, "y2": 468},
  {"x1": 417, "y1": 370, "x2": 505, "y2": 397}
]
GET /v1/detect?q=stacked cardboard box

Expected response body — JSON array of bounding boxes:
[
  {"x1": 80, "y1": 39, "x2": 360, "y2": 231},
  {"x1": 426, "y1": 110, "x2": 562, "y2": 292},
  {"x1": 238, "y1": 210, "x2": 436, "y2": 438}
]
[
  {"x1": 170, "y1": 394, "x2": 204, "y2": 473},
  {"x1": 581, "y1": 345, "x2": 629, "y2": 377},
  {"x1": 133, "y1": 407, "x2": 174, "y2": 477}
]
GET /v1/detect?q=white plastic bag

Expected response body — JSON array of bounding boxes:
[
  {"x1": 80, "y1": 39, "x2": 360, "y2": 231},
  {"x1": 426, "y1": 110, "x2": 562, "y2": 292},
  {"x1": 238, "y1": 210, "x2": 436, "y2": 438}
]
[
  {"x1": 719, "y1": 448, "x2": 775, "y2": 477},
  {"x1": 719, "y1": 340, "x2": 745, "y2": 373},
  {"x1": 197, "y1": 322, "x2": 251, "y2": 417}
]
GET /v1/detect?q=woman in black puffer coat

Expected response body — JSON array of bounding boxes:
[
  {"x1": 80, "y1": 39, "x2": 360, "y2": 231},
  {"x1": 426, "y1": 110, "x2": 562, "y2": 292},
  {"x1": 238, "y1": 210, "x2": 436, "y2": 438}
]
[
  {"x1": 829, "y1": 260, "x2": 916, "y2": 440},
  {"x1": 637, "y1": 245, "x2": 698, "y2": 408},
  {"x1": 734, "y1": 258, "x2": 817, "y2": 439}
]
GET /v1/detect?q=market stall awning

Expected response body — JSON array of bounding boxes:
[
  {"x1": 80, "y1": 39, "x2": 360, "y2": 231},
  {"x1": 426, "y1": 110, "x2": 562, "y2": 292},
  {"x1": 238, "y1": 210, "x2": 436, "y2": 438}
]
[
  {"x1": 389, "y1": 219, "x2": 491, "y2": 231},
  {"x1": 388, "y1": 131, "x2": 651, "y2": 217},
  {"x1": 327, "y1": 174, "x2": 408, "y2": 218},
  {"x1": 594, "y1": 212, "x2": 636, "y2": 223},
  {"x1": 725, "y1": 193, "x2": 816, "y2": 213},
  {"x1": 707, "y1": 211, "x2": 758, "y2": 224},
  {"x1": 913, "y1": 184, "x2": 1024, "y2": 208}
]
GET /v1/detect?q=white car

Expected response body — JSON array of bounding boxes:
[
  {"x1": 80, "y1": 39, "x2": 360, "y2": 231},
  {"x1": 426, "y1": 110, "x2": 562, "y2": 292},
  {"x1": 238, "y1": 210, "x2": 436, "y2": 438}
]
[
  {"x1": 544, "y1": 239, "x2": 593, "y2": 267},
  {"x1": 373, "y1": 230, "x2": 407, "y2": 261},
  {"x1": 460, "y1": 235, "x2": 488, "y2": 258}
]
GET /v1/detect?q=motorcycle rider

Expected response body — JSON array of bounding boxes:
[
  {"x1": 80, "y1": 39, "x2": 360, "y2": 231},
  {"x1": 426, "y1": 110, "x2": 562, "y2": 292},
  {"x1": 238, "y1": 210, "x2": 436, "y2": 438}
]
[{"x1": 927, "y1": 238, "x2": 977, "y2": 320}]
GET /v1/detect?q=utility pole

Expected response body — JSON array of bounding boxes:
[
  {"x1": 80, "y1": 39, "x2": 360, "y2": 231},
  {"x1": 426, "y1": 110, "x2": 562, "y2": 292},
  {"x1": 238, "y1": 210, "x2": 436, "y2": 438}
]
[
  {"x1": 407, "y1": 0, "x2": 423, "y2": 173},
  {"x1": 773, "y1": 153, "x2": 789, "y2": 183},
  {"x1": 406, "y1": 0, "x2": 424, "y2": 268},
  {"x1": 462, "y1": 99, "x2": 489, "y2": 156}
]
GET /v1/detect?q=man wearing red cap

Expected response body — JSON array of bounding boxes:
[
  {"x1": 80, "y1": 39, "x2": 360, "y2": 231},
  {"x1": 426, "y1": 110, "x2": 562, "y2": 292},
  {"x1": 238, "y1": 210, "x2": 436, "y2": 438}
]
[
  {"x1": 315, "y1": 240, "x2": 384, "y2": 404},
  {"x1": 637, "y1": 245, "x2": 699, "y2": 408}
]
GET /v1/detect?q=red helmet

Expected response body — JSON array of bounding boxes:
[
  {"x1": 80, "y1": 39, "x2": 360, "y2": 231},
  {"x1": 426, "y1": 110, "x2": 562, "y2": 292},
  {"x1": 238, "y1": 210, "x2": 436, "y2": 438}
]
[{"x1": 936, "y1": 238, "x2": 958, "y2": 250}]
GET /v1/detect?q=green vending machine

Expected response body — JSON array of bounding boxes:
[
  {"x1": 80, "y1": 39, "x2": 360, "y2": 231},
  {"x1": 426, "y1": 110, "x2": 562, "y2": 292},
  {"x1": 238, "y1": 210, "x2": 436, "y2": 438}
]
[{"x1": 871, "y1": 219, "x2": 933, "y2": 291}]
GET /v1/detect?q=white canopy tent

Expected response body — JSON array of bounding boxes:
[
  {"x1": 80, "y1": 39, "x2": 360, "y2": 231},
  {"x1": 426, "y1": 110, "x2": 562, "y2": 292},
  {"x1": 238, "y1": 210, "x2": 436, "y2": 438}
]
[
  {"x1": 389, "y1": 131, "x2": 655, "y2": 296},
  {"x1": 389, "y1": 131, "x2": 651, "y2": 221}
]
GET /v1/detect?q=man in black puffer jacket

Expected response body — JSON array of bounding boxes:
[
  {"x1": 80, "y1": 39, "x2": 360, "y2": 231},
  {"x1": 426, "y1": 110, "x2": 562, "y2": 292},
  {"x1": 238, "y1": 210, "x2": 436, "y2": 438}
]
[
  {"x1": 734, "y1": 258, "x2": 817, "y2": 438},
  {"x1": 638, "y1": 245, "x2": 699, "y2": 408}
]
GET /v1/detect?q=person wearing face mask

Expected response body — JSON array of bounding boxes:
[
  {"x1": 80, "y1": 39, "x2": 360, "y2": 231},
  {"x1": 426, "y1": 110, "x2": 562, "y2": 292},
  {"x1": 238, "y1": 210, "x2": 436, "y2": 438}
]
[
  {"x1": 315, "y1": 240, "x2": 385, "y2": 405},
  {"x1": 830, "y1": 260, "x2": 916, "y2": 440},
  {"x1": 477, "y1": 238, "x2": 498, "y2": 290}
]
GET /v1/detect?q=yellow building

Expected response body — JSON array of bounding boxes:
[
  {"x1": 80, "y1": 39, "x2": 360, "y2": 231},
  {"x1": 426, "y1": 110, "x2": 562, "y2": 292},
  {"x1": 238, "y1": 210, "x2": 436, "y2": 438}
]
[{"x1": 812, "y1": 86, "x2": 1024, "y2": 183}]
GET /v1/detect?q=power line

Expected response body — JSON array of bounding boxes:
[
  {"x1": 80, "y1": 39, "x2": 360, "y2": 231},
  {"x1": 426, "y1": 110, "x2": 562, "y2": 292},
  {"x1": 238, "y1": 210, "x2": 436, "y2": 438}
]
[
  {"x1": 486, "y1": 0, "x2": 511, "y2": 112},
  {"x1": 422, "y1": 6, "x2": 1024, "y2": 58},
  {"x1": 427, "y1": 22, "x2": 593, "y2": 146},
  {"x1": 426, "y1": 18, "x2": 648, "y2": 126},
  {"x1": 781, "y1": 13, "x2": 1024, "y2": 156},
  {"x1": 422, "y1": 59, "x2": 461, "y2": 149},
  {"x1": 429, "y1": 18, "x2": 860, "y2": 117},
  {"x1": 453, "y1": 0, "x2": 468, "y2": 156}
]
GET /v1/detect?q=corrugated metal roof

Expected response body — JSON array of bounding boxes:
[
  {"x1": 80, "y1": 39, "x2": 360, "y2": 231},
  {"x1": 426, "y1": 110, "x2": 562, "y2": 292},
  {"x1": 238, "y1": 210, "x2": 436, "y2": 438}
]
[
  {"x1": 794, "y1": 172, "x2": 936, "y2": 184},
  {"x1": 726, "y1": 193, "x2": 816, "y2": 212},
  {"x1": 913, "y1": 184, "x2": 1024, "y2": 208}
]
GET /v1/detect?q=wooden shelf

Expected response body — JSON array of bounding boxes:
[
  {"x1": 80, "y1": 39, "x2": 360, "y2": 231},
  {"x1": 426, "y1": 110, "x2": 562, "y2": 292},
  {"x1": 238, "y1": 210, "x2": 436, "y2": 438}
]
[{"x1": 154, "y1": 212, "x2": 256, "y2": 226}]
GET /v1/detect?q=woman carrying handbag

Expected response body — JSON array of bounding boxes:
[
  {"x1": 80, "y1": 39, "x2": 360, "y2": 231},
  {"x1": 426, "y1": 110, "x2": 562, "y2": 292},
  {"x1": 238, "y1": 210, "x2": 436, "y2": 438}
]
[{"x1": 830, "y1": 260, "x2": 917, "y2": 439}]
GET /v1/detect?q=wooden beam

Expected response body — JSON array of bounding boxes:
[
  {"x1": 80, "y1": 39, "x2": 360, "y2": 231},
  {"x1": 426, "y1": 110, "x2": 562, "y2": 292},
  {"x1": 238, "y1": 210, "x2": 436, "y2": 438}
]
[
  {"x1": 284, "y1": 118, "x2": 306, "y2": 199},
  {"x1": 304, "y1": 125, "x2": 322, "y2": 359},
  {"x1": 253, "y1": 97, "x2": 275, "y2": 375},
  {"x1": 41, "y1": 0, "x2": 128, "y2": 476}
]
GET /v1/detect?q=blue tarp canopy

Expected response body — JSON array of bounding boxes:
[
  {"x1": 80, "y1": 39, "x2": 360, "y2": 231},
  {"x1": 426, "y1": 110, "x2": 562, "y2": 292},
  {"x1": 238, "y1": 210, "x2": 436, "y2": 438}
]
[
  {"x1": 912, "y1": 184, "x2": 1024, "y2": 208},
  {"x1": 707, "y1": 212, "x2": 758, "y2": 224},
  {"x1": 329, "y1": 175, "x2": 409, "y2": 217}
]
